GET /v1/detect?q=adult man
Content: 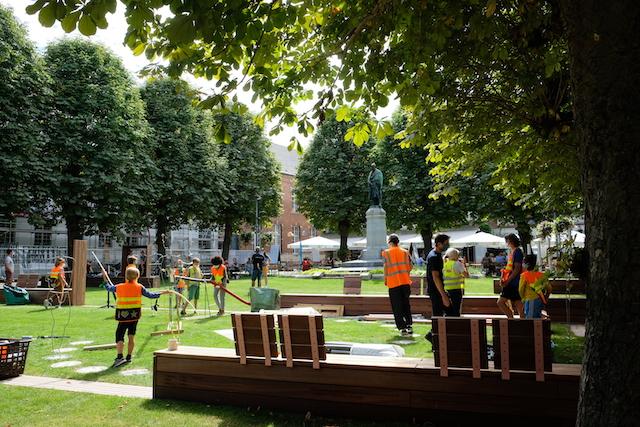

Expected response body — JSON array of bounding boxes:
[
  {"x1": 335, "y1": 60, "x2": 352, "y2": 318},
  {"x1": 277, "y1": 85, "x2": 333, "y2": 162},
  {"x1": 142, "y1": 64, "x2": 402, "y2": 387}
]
[
  {"x1": 425, "y1": 234, "x2": 451, "y2": 343},
  {"x1": 4, "y1": 249, "x2": 14, "y2": 286},
  {"x1": 497, "y1": 233, "x2": 525, "y2": 318},
  {"x1": 382, "y1": 234, "x2": 413, "y2": 336},
  {"x1": 251, "y1": 247, "x2": 266, "y2": 287},
  {"x1": 367, "y1": 163, "x2": 383, "y2": 207}
]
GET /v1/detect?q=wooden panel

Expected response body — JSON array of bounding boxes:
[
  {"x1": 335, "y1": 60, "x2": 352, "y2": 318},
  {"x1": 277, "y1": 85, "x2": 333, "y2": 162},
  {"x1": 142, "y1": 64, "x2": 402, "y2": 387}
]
[
  {"x1": 410, "y1": 276, "x2": 422, "y2": 295},
  {"x1": 231, "y1": 314, "x2": 275, "y2": 329},
  {"x1": 343, "y1": 275, "x2": 362, "y2": 295},
  {"x1": 70, "y1": 239, "x2": 87, "y2": 306},
  {"x1": 277, "y1": 314, "x2": 324, "y2": 330},
  {"x1": 277, "y1": 314, "x2": 326, "y2": 361},
  {"x1": 492, "y1": 320, "x2": 553, "y2": 372},
  {"x1": 431, "y1": 318, "x2": 489, "y2": 370},
  {"x1": 231, "y1": 313, "x2": 278, "y2": 358},
  {"x1": 278, "y1": 329, "x2": 326, "y2": 345}
]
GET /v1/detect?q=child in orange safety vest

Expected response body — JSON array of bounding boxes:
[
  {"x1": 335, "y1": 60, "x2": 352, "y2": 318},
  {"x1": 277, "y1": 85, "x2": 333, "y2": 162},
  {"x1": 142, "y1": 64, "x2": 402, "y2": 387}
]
[
  {"x1": 519, "y1": 254, "x2": 552, "y2": 319},
  {"x1": 210, "y1": 256, "x2": 228, "y2": 316},
  {"x1": 104, "y1": 267, "x2": 169, "y2": 367}
]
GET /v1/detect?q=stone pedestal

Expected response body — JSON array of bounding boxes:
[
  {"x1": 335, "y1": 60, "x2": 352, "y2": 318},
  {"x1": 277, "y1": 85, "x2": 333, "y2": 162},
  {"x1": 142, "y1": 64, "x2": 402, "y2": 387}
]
[{"x1": 362, "y1": 206, "x2": 387, "y2": 261}]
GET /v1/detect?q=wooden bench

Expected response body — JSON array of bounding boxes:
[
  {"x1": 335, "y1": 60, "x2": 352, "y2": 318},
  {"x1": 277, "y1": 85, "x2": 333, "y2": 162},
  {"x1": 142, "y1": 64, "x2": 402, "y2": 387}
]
[
  {"x1": 293, "y1": 304, "x2": 344, "y2": 317},
  {"x1": 280, "y1": 294, "x2": 587, "y2": 323},
  {"x1": 431, "y1": 317, "x2": 489, "y2": 378},
  {"x1": 17, "y1": 274, "x2": 42, "y2": 288},
  {"x1": 343, "y1": 275, "x2": 362, "y2": 294},
  {"x1": 493, "y1": 278, "x2": 586, "y2": 294},
  {"x1": 492, "y1": 319, "x2": 552, "y2": 382},
  {"x1": 231, "y1": 313, "x2": 278, "y2": 365}
]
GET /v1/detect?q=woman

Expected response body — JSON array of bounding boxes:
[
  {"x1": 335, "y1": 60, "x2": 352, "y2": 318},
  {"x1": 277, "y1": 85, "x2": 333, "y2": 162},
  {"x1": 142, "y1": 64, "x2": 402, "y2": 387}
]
[
  {"x1": 497, "y1": 234, "x2": 525, "y2": 318},
  {"x1": 210, "y1": 256, "x2": 228, "y2": 316}
]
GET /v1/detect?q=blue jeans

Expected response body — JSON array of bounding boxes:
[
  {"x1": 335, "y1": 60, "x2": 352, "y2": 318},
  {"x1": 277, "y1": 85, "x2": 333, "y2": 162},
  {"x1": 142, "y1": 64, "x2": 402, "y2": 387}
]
[{"x1": 524, "y1": 298, "x2": 544, "y2": 319}]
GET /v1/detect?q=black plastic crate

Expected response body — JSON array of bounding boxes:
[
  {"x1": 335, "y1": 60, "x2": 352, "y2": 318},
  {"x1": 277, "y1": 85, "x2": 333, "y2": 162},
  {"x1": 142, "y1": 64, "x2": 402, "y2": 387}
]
[{"x1": 0, "y1": 338, "x2": 31, "y2": 378}]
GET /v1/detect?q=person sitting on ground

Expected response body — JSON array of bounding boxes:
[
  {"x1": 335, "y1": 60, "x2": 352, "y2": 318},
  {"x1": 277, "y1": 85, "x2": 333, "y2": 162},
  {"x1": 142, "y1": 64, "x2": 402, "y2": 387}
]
[
  {"x1": 443, "y1": 248, "x2": 470, "y2": 317},
  {"x1": 210, "y1": 256, "x2": 228, "y2": 316},
  {"x1": 184, "y1": 258, "x2": 203, "y2": 314},
  {"x1": 519, "y1": 254, "x2": 552, "y2": 319},
  {"x1": 302, "y1": 258, "x2": 313, "y2": 271},
  {"x1": 497, "y1": 234, "x2": 525, "y2": 318},
  {"x1": 105, "y1": 267, "x2": 169, "y2": 367}
]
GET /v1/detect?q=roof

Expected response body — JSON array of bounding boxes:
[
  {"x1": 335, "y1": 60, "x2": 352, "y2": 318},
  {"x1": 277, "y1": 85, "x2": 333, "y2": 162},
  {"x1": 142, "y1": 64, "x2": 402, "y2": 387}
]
[{"x1": 269, "y1": 143, "x2": 301, "y2": 176}]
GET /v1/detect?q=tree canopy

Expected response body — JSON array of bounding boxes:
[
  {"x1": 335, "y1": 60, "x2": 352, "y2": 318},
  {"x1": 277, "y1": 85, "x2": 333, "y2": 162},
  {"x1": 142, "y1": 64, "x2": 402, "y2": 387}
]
[
  {"x1": 141, "y1": 77, "x2": 229, "y2": 258},
  {"x1": 295, "y1": 116, "x2": 372, "y2": 260},
  {"x1": 214, "y1": 112, "x2": 281, "y2": 259},
  {"x1": 44, "y1": 38, "x2": 157, "y2": 256},
  {"x1": 0, "y1": 5, "x2": 52, "y2": 221}
]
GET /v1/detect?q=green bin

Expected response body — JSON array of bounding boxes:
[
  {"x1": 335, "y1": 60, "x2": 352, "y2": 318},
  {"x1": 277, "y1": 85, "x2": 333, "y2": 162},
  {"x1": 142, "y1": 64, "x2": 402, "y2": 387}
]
[
  {"x1": 249, "y1": 287, "x2": 280, "y2": 312},
  {"x1": 3, "y1": 286, "x2": 30, "y2": 305}
]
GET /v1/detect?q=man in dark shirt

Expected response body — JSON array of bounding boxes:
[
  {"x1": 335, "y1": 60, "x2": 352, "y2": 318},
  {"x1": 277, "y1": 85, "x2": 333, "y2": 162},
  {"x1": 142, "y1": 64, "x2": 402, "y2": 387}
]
[
  {"x1": 425, "y1": 234, "x2": 452, "y2": 343},
  {"x1": 251, "y1": 247, "x2": 265, "y2": 288}
]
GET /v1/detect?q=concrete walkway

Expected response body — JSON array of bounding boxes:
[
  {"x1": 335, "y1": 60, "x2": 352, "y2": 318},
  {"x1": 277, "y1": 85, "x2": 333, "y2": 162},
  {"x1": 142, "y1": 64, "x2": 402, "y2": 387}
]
[{"x1": 1, "y1": 375, "x2": 152, "y2": 399}]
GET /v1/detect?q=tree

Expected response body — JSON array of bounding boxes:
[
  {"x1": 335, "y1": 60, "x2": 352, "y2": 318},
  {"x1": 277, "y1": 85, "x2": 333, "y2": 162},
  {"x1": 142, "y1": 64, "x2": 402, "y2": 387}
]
[
  {"x1": 214, "y1": 112, "x2": 280, "y2": 260},
  {"x1": 0, "y1": 6, "x2": 51, "y2": 221},
  {"x1": 141, "y1": 78, "x2": 228, "y2": 261},
  {"x1": 28, "y1": 0, "x2": 640, "y2": 422},
  {"x1": 44, "y1": 39, "x2": 157, "y2": 257},
  {"x1": 295, "y1": 116, "x2": 372, "y2": 260},
  {"x1": 372, "y1": 112, "x2": 469, "y2": 247}
]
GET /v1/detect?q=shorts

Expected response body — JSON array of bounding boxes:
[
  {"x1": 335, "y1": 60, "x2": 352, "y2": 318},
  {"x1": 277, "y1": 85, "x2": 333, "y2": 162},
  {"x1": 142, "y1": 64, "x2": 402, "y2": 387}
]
[
  {"x1": 500, "y1": 284, "x2": 521, "y2": 301},
  {"x1": 5, "y1": 269, "x2": 13, "y2": 285},
  {"x1": 115, "y1": 321, "x2": 138, "y2": 342},
  {"x1": 251, "y1": 268, "x2": 263, "y2": 281},
  {"x1": 188, "y1": 284, "x2": 200, "y2": 300},
  {"x1": 524, "y1": 299, "x2": 544, "y2": 318}
]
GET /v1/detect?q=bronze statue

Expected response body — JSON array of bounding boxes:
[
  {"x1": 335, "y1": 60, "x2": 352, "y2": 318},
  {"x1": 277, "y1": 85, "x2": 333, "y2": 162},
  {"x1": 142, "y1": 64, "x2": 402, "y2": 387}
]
[{"x1": 368, "y1": 163, "x2": 383, "y2": 207}]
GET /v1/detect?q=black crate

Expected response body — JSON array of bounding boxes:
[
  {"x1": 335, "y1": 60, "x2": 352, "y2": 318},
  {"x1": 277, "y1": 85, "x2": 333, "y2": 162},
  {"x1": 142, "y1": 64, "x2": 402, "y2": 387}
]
[{"x1": 0, "y1": 338, "x2": 31, "y2": 378}]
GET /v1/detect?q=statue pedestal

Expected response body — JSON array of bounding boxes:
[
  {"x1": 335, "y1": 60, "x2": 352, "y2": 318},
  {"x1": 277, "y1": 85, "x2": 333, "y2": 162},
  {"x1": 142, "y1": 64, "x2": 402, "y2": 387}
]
[{"x1": 342, "y1": 206, "x2": 387, "y2": 270}]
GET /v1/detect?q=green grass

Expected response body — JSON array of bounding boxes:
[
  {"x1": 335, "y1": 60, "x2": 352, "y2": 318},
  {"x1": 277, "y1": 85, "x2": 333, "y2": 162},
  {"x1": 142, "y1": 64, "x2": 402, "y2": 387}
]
[
  {"x1": 0, "y1": 385, "x2": 414, "y2": 427},
  {"x1": 0, "y1": 277, "x2": 583, "y2": 390}
]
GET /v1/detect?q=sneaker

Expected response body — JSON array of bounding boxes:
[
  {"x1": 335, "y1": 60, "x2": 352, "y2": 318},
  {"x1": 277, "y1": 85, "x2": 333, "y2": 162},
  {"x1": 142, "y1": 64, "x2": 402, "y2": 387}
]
[
  {"x1": 217, "y1": 310, "x2": 225, "y2": 316},
  {"x1": 406, "y1": 326, "x2": 414, "y2": 335},
  {"x1": 112, "y1": 357, "x2": 127, "y2": 368},
  {"x1": 401, "y1": 329, "x2": 411, "y2": 337},
  {"x1": 425, "y1": 330, "x2": 433, "y2": 344}
]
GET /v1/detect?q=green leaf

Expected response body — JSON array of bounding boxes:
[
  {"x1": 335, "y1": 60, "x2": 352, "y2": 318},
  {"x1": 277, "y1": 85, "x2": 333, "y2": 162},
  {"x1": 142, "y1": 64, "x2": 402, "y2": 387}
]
[
  {"x1": 78, "y1": 15, "x2": 97, "y2": 36},
  {"x1": 61, "y1": 12, "x2": 80, "y2": 33},
  {"x1": 132, "y1": 43, "x2": 146, "y2": 56},
  {"x1": 485, "y1": 0, "x2": 497, "y2": 17},
  {"x1": 38, "y1": 3, "x2": 56, "y2": 27},
  {"x1": 335, "y1": 105, "x2": 351, "y2": 122},
  {"x1": 167, "y1": 15, "x2": 196, "y2": 44},
  {"x1": 25, "y1": 0, "x2": 45, "y2": 15},
  {"x1": 287, "y1": 137, "x2": 304, "y2": 154},
  {"x1": 106, "y1": 0, "x2": 117, "y2": 13}
]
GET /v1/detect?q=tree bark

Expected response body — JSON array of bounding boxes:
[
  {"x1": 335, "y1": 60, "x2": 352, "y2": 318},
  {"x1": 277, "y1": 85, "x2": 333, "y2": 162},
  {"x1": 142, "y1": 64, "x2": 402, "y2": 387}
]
[
  {"x1": 419, "y1": 224, "x2": 433, "y2": 254},
  {"x1": 338, "y1": 219, "x2": 350, "y2": 261},
  {"x1": 155, "y1": 217, "x2": 168, "y2": 268},
  {"x1": 515, "y1": 221, "x2": 532, "y2": 255},
  {"x1": 65, "y1": 216, "x2": 83, "y2": 270},
  {"x1": 560, "y1": 1, "x2": 640, "y2": 424},
  {"x1": 222, "y1": 221, "x2": 233, "y2": 261}
]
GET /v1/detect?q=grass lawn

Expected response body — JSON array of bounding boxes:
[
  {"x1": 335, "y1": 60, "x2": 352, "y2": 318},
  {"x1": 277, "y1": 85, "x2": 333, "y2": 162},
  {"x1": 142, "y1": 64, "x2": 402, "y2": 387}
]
[
  {"x1": 0, "y1": 384, "x2": 413, "y2": 427},
  {"x1": 0, "y1": 277, "x2": 584, "y2": 389}
]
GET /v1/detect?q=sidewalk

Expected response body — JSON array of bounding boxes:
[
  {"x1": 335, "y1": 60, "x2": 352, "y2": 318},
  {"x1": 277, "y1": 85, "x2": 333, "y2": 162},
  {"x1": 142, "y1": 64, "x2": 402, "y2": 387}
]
[{"x1": 1, "y1": 375, "x2": 152, "y2": 399}]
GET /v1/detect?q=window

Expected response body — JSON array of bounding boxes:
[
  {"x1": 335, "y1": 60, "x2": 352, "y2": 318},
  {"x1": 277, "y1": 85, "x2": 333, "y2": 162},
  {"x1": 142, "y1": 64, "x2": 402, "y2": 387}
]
[
  {"x1": 291, "y1": 191, "x2": 298, "y2": 213},
  {"x1": 310, "y1": 226, "x2": 317, "y2": 237},
  {"x1": 34, "y1": 228, "x2": 52, "y2": 246},
  {"x1": 125, "y1": 235, "x2": 140, "y2": 246},
  {"x1": 198, "y1": 230, "x2": 213, "y2": 250},
  {"x1": 293, "y1": 225, "x2": 301, "y2": 242},
  {"x1": 0, "y1": 217, "x2": 15, "y2": 246},
  {"x1": 274, "y1": 224, "x2": 282, "y2": 248},
  {"x1": 98, "y1": 233, "x2": 113, "y2": 247}
]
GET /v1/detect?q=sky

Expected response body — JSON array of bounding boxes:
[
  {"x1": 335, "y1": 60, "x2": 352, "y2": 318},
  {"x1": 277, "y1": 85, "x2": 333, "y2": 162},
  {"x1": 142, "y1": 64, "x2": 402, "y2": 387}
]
[{"x1": 2, "y1": 1, "x2": 398, "y2": 147}]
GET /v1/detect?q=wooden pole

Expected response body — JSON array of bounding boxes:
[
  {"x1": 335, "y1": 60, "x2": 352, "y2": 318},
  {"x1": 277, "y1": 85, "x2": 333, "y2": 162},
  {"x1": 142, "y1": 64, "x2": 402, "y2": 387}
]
[{"x1": 70, "y1": 239, "x2": 87, "y2": 306}]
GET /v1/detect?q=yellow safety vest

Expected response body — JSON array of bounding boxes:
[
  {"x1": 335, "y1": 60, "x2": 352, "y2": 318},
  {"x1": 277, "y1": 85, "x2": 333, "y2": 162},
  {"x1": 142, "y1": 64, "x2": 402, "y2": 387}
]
[
  {"x1": 187, "y1": 266, "x2": 203, "y2": 286},
  {"x1": 443, "y1": 259, "x2": 465, "y2": 291}
]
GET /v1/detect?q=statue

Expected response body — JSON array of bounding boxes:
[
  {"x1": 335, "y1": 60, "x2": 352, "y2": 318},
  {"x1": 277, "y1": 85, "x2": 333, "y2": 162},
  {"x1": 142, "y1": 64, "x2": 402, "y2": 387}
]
[{"x1": 368, "y1": 163, "x2": 383, "y2": 207}]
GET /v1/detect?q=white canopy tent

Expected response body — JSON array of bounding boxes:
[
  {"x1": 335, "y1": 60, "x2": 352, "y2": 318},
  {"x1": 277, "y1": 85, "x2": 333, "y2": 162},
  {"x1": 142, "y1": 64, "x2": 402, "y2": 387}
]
[
  {"x1": 450, "y1": 231, "x2": 507, "y2": 247},
  {"x1": 287, "y1": 236, "x2": 340, "y2": 251}
]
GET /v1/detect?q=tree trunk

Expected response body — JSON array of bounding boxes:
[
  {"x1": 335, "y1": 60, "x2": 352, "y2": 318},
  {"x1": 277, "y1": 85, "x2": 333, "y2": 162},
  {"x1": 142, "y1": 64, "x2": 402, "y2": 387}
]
[
  {"x1": 419, "y1": 224, "x2": 434, "y2": 254},
  {"x1": 560, "y1": 1, "x2": 640, "y2": 424},
  {"x1": 155, "y1": 217, "x2": 168, "y2": 268},
  {"x1": 338, "y1": 219, "x2": 350, "y2": 261},
  {"x1": 515, "y1": 221, "x2": 532, "y2": 255},
  {"x1": 65, "y1": 216, "x2": 83, "y2": 270},
  {"x1": 222, "y1": 221, "x2": 233, "y2": 261}
]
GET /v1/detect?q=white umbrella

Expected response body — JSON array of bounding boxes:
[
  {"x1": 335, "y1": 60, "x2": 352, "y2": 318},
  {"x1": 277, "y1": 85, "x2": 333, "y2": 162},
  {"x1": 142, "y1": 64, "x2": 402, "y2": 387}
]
[
  {"x1": 287, "y1": 236, "x2": 340, "y2": 251},
  {"x1": 450, "y1": 231, "x2": 507, "y2": 246}
]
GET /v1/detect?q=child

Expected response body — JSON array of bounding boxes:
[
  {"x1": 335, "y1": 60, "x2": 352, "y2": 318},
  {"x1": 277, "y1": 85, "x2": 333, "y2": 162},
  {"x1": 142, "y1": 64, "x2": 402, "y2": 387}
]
[
  {"x1": 126, "y1": 255, "x2": 138, "y2": 270},
  {"x1": 519, "y1": 254, "x2": 552, "y2": 319},
  {"x1": 105, "y1": 267, "x2": 168, "y2": 367},
  {"x1": 48, "y1": 257, "x2": 68, "y2": 306},
  {"x1": 443, "y1": 248, "x2": 470, "y2": 317},
  {"x1": 210, "y1": 256, "x2": 228, "y2": 316},
  {"x1": 185, "y1": 258, "x2": 203, "y2": 313}
]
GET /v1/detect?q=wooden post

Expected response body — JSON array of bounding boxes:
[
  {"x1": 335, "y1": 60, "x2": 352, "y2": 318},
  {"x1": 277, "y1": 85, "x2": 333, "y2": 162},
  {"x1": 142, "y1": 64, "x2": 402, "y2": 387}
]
[
  {"x1": 260, "y1": 314, "x2": 272, "y2": 366},
  {"x1": 470, "y1": 319, "x2": 481, "y2": 379},
  {"x1": 70, "y1": 239, "x2": 87, "y2": 306},
  {"x1": 308, "y1": 315, "x2": 320, "y2": 370},
  {"x1": 437, "y1": 318, "x2": 448, "y2": 377},
  {"x1": 534, "y1": 320, "x2": 545, "y2": 382},
  {"x1": 146, "y1": 244, "x2": 153, "y2": 278},
  {"x1": 281, "y1": 315, "x2": 293, "y2": 368},
  {"x1": 499, "y1": 319, "x2": 510, "y2": 380},
  {"x1": 235, "y1": 314, "x2": 247, "y2": 365}
]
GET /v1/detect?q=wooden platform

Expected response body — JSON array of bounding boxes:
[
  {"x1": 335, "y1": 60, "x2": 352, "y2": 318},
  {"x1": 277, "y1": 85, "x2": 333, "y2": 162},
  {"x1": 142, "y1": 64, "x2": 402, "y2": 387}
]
[
  {"x1": 280, "y1": 294, "x2": 586, "y2": 323},
  {"x1": 153, "y1": 346, "x2": 580, "y2": 425},
  {"x1": 493, "y1": 279, "x2": 586, "y2": 294}
]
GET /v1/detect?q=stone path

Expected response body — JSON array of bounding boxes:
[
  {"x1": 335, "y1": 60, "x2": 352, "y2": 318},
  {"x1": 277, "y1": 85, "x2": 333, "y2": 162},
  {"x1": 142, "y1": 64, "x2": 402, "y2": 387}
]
[{"x1": 1, "y1": 375, "x2": 152, "y2": 399}]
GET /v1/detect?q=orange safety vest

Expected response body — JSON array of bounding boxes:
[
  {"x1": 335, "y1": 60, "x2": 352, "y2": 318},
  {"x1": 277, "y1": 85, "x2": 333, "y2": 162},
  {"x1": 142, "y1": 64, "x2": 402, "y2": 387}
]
[
  {"x1": 115, "y1": 281, "x2": 143, "y2": 322},
  {"x1": 501, "y1": 252, "x2": 515, "y2": 282},
  {"x1": 382, "y1": 246, "x2": 412, "y2": 288},
  {"x1": 174, "y1": 266, "x2": 187, "y2": 288},
  {"x1": 49, "y1": 265, "x2": 64, "y2": 284},
  {"x1": 211, "y1": 265, "x2": 226, "y2": 285}
]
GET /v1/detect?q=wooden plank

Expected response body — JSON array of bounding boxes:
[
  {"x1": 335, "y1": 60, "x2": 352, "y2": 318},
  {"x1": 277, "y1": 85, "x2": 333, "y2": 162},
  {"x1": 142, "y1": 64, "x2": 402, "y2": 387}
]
[
  {"x1": 150, "y1": 329, "x2": 184, "y2": 336},
  {"x1": 437, "y1": 318, "x2": 448, "y2": 377},
  {"x1": 343, "y1": 276, "x2": 362, "y2": 295},
  {"x1": 260, "y1": 314, "x2": 272, "y2": 366},
  {"x1": 534, "y1": 319, "x2": 545, "y2": 382},
  {"x1": 70, "y1": 239, "x2": 87, "y2": 306},
  {"x1": 83, "y1": 343, "x2": 117, "y2": 351},
  {"x1": 293, "y1": 304, "x2": 344, "y2": 317},
  {"x1": 470, "y1": 319, "x2": 481, "y2": 379},
  {"x1": 281, "y1": 315, "x2": 293, "y2": 368},
  {"x1": 308, "y1": 316, "x2": 320, "y2": 369},
  {"x1": 234, "y1": 314, "x2": 246, "y2": 365},
  {"x1": 499, "y1": 319, "x2": 510, "y2": 380}
]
